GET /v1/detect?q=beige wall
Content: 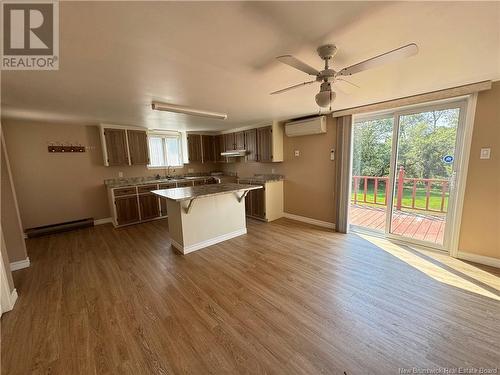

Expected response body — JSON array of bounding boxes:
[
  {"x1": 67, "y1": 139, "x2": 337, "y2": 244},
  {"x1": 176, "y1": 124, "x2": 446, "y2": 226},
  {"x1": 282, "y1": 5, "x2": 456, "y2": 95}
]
[
  {"x1": 223, "y1": 117, "x2": 338, "y2": 223},
  {"x1": 1, "y1": 129, "x2": 28, "y2": 263},
  {"x1": 3, "y1": 120, "x2": 216, "y2": 229},
  {"x1": 458, "y1": 81, "x2": 500, "y2": 259}
]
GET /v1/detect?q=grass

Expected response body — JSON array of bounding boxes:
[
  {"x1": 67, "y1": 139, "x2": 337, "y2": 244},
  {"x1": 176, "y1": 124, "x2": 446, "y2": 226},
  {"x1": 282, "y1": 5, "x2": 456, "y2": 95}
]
[{"x1": 351, "y1": 181, "x2": 449, "y2": 212}]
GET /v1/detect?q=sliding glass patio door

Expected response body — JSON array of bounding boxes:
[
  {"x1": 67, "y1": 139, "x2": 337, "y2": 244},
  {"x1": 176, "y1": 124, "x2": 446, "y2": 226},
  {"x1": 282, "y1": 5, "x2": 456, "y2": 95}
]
[
  {"x1": 349, "y1": 100, "x2": 467, "y2": 251},
  {"x1": 387, "y1": 104, "x2": 464, "y2": 247}
]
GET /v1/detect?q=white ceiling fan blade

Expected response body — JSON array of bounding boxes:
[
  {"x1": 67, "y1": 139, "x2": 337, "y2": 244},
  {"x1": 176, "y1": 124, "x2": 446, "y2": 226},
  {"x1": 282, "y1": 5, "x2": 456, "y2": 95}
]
[
  {"x1": 336, "y1": 78, "x2": 360, "y2": 88},
  {"x1": 338, "y1": 43, "x2": 418, "y2": 76},
  {"x1": 276, "y1": 55, "x2": 320, "y2": 76},
  {"x1": 270, "y1": 80, "x2": 316, "y2": 95}
]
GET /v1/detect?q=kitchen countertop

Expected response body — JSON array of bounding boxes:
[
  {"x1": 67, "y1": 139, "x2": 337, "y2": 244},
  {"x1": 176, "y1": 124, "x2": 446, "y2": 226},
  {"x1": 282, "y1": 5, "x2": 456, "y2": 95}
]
[
  {"x1": 237, "y1": 174, "x2": 284, "y2": 184},
  {"x1": 152, "y1": 183, "x2": 262, "y2": 202},
  {"x1": 105, "y1": 175, "x2": 218, "y2": 188}
]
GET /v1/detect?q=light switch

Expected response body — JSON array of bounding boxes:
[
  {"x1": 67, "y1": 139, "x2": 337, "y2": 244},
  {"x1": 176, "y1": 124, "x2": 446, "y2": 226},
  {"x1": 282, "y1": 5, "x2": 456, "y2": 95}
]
[
  {"x1": 480, "y1": 148, "x2": 491, "y2": 159},
  {"x1": 294, "y1": 150, "x2": 300, "y2": 157}
]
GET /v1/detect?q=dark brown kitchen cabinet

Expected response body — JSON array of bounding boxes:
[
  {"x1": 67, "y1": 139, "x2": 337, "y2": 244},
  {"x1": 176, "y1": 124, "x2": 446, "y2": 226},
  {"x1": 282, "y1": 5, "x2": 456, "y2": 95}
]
[
  {"x1": 138, "y1": 193, "x2": 160, "y2": 220},
  {"x1": 224, "y1": 133, "x2": 235, "y2": 151},
  {"x1": 234, "y1": 131, "x2": 245, "y2": 150},
  {"x1": 115, "y1": 195, "x2": 140, "y2": 225},
  {"x1": 187, "y1": 134, "x2": 202, "y2": 163},
  {"x1": 215, "y1": 135, "x2": 225, "y2": 162},
  {"x1": 104, "y1": 128, "x2": 129, "y2": 166},
  {"x1": 257, "y1": 126, "x2": 273, "y2": 162},
  {"x1": 202, "y1": 135, "x2": 215, "y2": 163},
  {"x1": 245, "y1": 185, "x2": 265, "y2": 219},
  {"x1": 244, "y1": 129, "x2": 257, "y2": 162},
  {"x1": 127, "y1": 130, "x2": 149, "y2": 165},
  {"x1": 177, "y1": 181, "x2": 194, "y2": 187}
]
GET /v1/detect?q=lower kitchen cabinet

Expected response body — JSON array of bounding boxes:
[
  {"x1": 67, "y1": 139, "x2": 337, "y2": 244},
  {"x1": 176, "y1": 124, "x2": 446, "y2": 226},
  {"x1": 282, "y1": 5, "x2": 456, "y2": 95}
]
[
  {"x1": 115, "y1": 195, "x2": 140, "y2": 225},
  {"x1": 246, "y1": 187, "x2": 265, "y2": 219},
  {"x1": 139, "y1": 193, "x2": 160, "y2": 220},
  {"x1": 109, "y1": 178, "x2": 218, "y2": 227},
  {"x1": 244, "y1": 180, "x2": 283, "y2": 222}
]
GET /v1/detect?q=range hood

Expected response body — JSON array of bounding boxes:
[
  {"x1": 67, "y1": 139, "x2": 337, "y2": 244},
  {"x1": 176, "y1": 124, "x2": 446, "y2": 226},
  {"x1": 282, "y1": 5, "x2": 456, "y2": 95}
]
[{"x1": 221, "y1": 150, "x2": 247, "y2": 157}]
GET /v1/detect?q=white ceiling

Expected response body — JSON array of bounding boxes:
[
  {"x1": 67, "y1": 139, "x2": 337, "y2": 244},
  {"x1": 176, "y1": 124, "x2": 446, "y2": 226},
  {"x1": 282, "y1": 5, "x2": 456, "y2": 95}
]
[{"x1": 2, "y1": 1, "x2": 500, "y2": 131}]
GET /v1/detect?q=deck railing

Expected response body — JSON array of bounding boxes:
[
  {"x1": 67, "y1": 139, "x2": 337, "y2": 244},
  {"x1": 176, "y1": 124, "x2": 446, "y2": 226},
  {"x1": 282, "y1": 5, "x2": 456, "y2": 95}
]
[{"x1": 352, "y1": 167, "x2": 449, "y2": 213}]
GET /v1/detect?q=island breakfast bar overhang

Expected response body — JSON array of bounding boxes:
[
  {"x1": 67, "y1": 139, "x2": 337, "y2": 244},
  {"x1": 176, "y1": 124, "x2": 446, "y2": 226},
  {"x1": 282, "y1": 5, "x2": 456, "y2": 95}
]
[{"x1": 152, "y1": 183, "x2": 262, "y2": 254}]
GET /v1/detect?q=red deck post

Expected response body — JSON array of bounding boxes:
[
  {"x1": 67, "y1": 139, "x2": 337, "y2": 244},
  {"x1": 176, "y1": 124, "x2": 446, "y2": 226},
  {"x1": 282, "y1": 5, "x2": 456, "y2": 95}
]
[
  {"x1": 374, "y1": 178, "x2": 378, "y2": 204},
  {"x1": 396, "y1": 166, "x2": 405, "y2": 211}
]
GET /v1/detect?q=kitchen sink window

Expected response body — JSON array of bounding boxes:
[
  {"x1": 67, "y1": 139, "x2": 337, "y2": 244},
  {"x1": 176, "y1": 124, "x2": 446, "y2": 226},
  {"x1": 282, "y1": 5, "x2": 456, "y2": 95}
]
[{"x1": 148, "y1": 131, "x2": 183, "y2": 168}]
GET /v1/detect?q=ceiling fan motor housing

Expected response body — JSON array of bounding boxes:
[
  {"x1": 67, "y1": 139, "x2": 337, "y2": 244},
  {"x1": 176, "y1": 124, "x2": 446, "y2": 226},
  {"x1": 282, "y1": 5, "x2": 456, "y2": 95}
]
[{"x1": 317, "y1": 44, "x2": 338, "y2": 60}]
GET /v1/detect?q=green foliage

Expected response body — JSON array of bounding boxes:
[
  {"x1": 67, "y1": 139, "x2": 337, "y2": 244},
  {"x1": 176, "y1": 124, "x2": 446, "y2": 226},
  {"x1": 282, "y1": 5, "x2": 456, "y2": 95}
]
[{"x1": 352, "y1": 109, "x2": 459, "y2": 179}]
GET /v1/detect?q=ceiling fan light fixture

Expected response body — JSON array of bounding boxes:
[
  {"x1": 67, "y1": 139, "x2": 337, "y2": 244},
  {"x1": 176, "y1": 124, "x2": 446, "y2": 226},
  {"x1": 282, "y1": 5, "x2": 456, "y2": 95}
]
[{"x1": 315, "y1": 90, "x2": 336, "y2": 108}]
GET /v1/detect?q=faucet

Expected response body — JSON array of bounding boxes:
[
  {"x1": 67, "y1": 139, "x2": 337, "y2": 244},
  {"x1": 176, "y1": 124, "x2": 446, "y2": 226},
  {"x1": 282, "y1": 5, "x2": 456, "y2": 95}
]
[{"x1": 165, "y1": 166, "x2": 174, "y2": 179}]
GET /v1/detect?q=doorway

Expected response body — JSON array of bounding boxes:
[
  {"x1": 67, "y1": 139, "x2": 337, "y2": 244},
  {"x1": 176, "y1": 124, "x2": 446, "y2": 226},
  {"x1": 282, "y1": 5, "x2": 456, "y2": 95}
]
[{"x1": 349, "y1": 100, "x2": 467, "y2": 251}]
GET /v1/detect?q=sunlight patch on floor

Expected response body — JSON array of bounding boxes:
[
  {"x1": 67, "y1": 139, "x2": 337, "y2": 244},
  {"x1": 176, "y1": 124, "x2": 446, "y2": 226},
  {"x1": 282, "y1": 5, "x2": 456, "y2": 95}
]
[{"x1": 358, "y1": 234, "x2": 500, "y2": 301}]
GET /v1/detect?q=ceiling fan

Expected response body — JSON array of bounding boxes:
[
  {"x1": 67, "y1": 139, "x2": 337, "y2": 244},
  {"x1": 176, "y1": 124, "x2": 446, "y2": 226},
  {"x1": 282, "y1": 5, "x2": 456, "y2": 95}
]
[{"x1": 271, "y1": 43, "x2": 418, "y2": 108}]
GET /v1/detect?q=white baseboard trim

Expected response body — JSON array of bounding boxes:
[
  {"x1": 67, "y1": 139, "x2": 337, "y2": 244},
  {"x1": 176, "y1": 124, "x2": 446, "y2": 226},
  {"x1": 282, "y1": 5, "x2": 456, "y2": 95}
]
[
  {"x1": 94, "y1": 217, "x2": 113, "y2": 226},
  {"x1": 171, "y1": 228, "x2": 247, "y2": 254},
  {"x1": 457, "y1": 251, "x2": 500, "y2": 269},
  {"x1": 283, "y1": 213, "x2": 336, "y2": 230},
  {"x1": 10, "y1": 257, "x2": 30, "y2": 271}
]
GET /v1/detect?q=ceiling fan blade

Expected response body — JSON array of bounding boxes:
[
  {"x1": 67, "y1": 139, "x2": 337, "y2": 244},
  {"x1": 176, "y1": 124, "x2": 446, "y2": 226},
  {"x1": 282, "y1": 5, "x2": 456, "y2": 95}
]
[
  {"x1": 336, "y1": 78, "x2": 360, "y2": 88},
  {"x1": 338, "y1": 43, "x2": 418, "y2": 76},
  {"x1": 276, "y1": 55, "x2": 320, "y2": 76},
  {"x1": 270, "y1": 80, "x2": 316, "y2": 95}
]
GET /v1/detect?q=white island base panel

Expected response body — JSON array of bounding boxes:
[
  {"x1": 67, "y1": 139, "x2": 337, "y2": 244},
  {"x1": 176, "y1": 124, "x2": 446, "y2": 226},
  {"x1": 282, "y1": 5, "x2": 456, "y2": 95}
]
[{"x1": 166, "y1": 192, "x2": 247, "y2": 254}]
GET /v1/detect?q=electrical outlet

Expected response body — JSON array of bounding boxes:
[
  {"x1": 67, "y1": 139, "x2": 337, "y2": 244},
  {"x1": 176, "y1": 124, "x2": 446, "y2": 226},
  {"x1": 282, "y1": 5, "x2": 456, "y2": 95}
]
[
  {"x1": 271, "y1": 168, "x2": 275, "y2": 174},
  {"x1": 118, "y1": 171, "x2": 124, "y2": 178},
  {"x1": 330, "y1": 149, "x2": 335, "y2": 161},
  {"x1": 188, "y1": 168, "x2": 194, "y2": 173},
  {"x1": 294, "y1": 150, "x2": 300, "y2": 157}
]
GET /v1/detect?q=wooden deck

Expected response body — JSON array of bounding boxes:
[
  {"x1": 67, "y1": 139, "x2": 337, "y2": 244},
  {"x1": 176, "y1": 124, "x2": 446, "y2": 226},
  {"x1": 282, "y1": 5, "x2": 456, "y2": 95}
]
[{"x1": 350, "y1": 204, "x2": 445, "y2": 245}]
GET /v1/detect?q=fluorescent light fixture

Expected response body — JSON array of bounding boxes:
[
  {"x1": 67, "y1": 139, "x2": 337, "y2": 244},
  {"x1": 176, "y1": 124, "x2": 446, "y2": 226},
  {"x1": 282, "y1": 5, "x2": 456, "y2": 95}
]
[{"x1": 152, "y1": 101, "x2": 227, "y2": 120}]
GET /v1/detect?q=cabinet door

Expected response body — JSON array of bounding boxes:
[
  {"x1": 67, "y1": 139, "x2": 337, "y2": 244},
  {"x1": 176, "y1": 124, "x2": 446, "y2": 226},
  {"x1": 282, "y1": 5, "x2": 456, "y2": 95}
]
[
  {"x1": 115, "y1": 196, "x2": 140, "y2": 225},
  {"x1": 202, "y1": 135, "x2": 215, "y2": 163},
  {"x1": 104, "y1": 128, "x2": 129, "y2": 166},
  {"x1": 215, "y1": 135, "x2": 225, "y2": 162},
  {"x1": 257, "y1": 126, "x2": 273, "y2": 162},
  {"x1": 244, "y1": 129, "x2": 257, "y2": 162},
  {"x1": 245, "y1": 190, "x2": 252, "y2": 216},
  {"x1": 127, "y1": 130, "x2": 149, "y2": 165},
  {"x1": 139, "y1": 194, "x2": 160, "y2": 220},
  {"x1": 187, "y1": 134, "x2": 202, "y2": 163},
  {"x1": 177, "y1": 181, "x2": 194, "y2": 187},
  {"x1": 234, "y1": 132, "x2": 245, "y2": 150},
  {"x1": 250, "y1": 188, "x2": 266, "y2": 218},
  {"x1": 224, "y1": 133, "x2": 235, "y2": 150}
]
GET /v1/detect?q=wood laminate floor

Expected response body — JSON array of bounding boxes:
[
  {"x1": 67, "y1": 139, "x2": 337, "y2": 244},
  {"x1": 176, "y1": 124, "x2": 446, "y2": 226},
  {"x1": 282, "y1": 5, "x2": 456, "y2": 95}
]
[{"x1": 2, "y1": 218, "x2": 499, "y2": 374}]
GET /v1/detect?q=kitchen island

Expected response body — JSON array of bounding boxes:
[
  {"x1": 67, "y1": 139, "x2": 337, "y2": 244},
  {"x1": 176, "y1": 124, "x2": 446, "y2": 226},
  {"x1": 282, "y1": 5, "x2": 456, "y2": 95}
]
[{"x1": 152, "y1": 183, "x2": 262, "y2": 254}]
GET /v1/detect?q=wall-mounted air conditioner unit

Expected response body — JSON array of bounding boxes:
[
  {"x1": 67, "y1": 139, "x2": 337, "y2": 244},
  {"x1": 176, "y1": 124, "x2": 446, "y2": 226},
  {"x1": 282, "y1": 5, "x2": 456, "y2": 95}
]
[{"x1": 285, "y1": 116, "x2": 326, "y2": 137}]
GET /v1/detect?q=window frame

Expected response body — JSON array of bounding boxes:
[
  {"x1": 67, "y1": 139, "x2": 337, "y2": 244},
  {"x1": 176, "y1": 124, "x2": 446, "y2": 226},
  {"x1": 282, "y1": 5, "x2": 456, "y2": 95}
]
[{"x1": 147, "y1": 131, "x2": 184, "y2": 169}]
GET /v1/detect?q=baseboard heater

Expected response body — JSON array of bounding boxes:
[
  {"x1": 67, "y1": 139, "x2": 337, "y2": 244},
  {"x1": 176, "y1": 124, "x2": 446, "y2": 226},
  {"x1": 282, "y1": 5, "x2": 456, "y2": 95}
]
[{"x1": 25, "y1": 218, "x2": 94, "y2": 238}]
